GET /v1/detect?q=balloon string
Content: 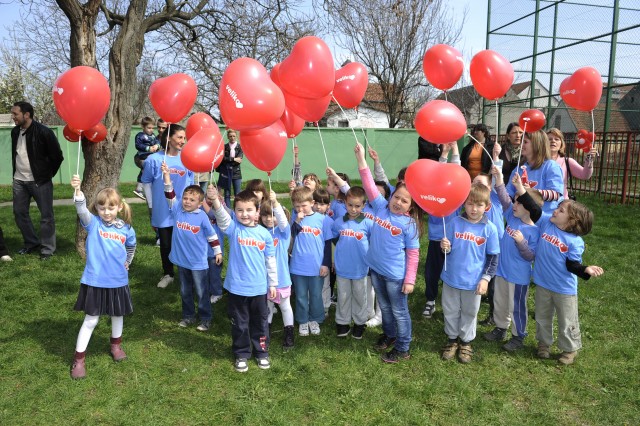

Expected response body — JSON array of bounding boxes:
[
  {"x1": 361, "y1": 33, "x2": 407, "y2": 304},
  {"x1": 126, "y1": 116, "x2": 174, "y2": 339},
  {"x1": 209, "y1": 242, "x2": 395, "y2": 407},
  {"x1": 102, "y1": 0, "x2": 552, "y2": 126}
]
[
  {"x1": 360, "y1": 128, "x2": 370, "y2": 155},
  {"x1": 316, "y1": 125, "x2": 329, "y2": 169},
  {"x1": 267, "y1": 173, "x2": 275, "y2": 236},
  {"x1": 516, "y1": 121, "x2": 527, "y2": 175},
  {"x1": 444, "y1": 91, "x2": 448, "y2": 102},
  {"x1": 442, "y1": 216, "x2": 447, "y2": 271},
  {"x1": 76, "y1": 131, "x2": 82, "y2": 176},
  {"x1": 65, "y1": 136, "x2": 71, "y2": 180},
  {"x1": 209, "y1": 135, "x2": 225, "y2": 185},
  {"x1": 591, "y1": 110, "x2": 596, "y2": 151},
  {"x1": 164, "y1": 123, "x2": 171, "y2": 163},
  {"x1": 495, "y1": 100, "x2": 499, "y2": 148},
  {"x1": 291, "y1": 138, "x2": 297, "y2": 180},
  {"x1": 468, "y1": 134, "x2": 495, "y2": 166},
  {"x1": 332, "y1": 95, "x2": 360, "y2": 145}
]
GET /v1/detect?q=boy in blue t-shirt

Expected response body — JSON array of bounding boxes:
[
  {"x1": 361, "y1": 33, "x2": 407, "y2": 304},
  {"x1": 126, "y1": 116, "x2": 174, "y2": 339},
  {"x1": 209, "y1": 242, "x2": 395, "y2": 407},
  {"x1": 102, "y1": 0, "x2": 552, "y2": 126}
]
[
  {"x1": 207, "y1": 186, "x2": 278, "y2": 373},
  {"x1": 162, "y1": 164, "x2": 221, "y2": 332},
  {"x1": 290, "y1": 186, "x2": 333, "y2": 337},
  {"x1": 484, "y1": 165, "x2": 542, "y2": 351},
  {"x1": 440, "y1": 182, "x2": 500, "y2": 364},
  {"x1": 134, "y1": 116, "x2": 161, "y2": 199},
  {"x1": 331, "y1": 186, "x2": 373, "y2": 339}
]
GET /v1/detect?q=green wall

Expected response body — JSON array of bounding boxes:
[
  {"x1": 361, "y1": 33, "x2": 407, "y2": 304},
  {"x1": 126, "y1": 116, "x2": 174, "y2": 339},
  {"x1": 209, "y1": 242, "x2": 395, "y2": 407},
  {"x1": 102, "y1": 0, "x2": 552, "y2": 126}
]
[{"x1": 0, "y1": 126, "x2": 468, "y2": 185}]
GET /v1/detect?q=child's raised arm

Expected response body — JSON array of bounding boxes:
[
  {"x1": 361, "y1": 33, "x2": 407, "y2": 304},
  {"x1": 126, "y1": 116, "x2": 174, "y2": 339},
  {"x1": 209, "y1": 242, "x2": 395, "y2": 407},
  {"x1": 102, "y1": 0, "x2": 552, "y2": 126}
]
[
  {"x1": 491, "y1": 165, "x2": 512, "y2": 211},
  {"x1": 356, "y1": 143, "x2": 378, "y2": 202},
  {"x1": 161, "y1": 162, "x2": 176, "y2": 209},
  {"x1": 71, "y1": 175, "x2": 92, "y2": 226},
  {"x1": 206, "y1": 185, "x2": 231, "y2": 231},
  {"x1": 368, "y1": 147, "x2": 390, "y2": 186}
]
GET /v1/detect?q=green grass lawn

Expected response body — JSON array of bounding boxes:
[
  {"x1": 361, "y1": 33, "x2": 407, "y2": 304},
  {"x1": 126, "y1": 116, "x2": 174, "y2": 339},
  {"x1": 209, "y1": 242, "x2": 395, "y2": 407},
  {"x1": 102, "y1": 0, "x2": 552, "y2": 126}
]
[{"x1": 0, "y1": 195, "x2": 638, "y2": 425}]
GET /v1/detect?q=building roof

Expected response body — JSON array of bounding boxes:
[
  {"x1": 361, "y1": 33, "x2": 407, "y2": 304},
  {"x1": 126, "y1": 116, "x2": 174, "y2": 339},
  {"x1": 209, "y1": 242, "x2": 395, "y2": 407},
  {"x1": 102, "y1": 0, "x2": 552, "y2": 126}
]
[
  {"x1": 560, "y1": 84, "x2": 636, "y2": 132},
  {"x1": 324, "y1": 82, "x2": 391, "y2": 118}
]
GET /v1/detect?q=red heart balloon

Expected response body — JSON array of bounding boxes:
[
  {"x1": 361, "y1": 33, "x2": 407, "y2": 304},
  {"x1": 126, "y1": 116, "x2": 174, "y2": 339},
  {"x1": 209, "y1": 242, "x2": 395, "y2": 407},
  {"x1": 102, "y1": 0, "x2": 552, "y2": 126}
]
[
  {"x1": 186, "y1": 112, "x2": 217, "y2": 140},
  {"x1": 333, "y1": 62, "x2": 369, "y2": 109},
  {"x1": 53, "y1": 66, "x2": 110, "y2": 132},
  {"x1": 560, "y1": 67, "x2": 603, "y2": 112},
  {"x1": 279, "y1": 36, "x2": 335, "y2": 99},
  {"x1": 423, "y1": 44, "x2": 464, "y2": 91},
  {"x1": 149, "y1": 73, "x2": 197, "y2": 123},
  {"x1": 414, "y1": 100, "x2": 467, "y2": 144},
  {"x1": 519, "y1": 109, "x2": 546, "y2": 133},
  {"x1": 181, "y1": 127, "x2": 224, "y2": 173},
  {"x1": 85, "y1": 122, "x2": 107, "y2": 143},
  {"x1": 281, "y1": 106, "x2": 305, "y2": 138},
  {"x1": 220, "y1": 57, "x2": 285, "y2": 131},
  {"x1": 63, "y1": 125, "x2": 81, "y2": 143},
  {"x1": 470, "y1": 50, "x2": 514, "y2": 100},
  {"x1": 283, "y1": 90, "x2": 332, "y2": 122},
  {"x1": 240, "y1": 120, "x2": 288, "y2": 173},
  {"x1": 405, "y1": 159, "x2": 471, "y2": 217}
]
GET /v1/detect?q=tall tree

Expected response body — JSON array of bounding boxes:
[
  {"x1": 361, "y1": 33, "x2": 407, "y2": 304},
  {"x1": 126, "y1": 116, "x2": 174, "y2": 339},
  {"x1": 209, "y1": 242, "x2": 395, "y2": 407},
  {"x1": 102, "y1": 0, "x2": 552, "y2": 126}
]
[{"x1": 319, "y1": 0, "x2": 465, "y2": 128}]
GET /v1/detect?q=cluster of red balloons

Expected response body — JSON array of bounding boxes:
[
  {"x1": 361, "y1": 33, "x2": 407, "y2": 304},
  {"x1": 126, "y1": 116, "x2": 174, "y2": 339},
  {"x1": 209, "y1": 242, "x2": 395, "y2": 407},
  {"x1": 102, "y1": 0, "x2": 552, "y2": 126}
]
[
  {"x1": 181, "y1": 113, "x2": 225, "y2": 173},
  {"x1": 53, "y1": 66, "x2": 111, "y2": 144}
]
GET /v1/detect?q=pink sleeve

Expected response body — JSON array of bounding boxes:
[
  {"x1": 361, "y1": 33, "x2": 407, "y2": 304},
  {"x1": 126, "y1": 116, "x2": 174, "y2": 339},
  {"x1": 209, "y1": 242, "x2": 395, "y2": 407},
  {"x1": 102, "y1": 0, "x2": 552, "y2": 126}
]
[
  {"x1": 359, "y1": 167, "x2": 379, "y2": 202},
  {"x1": 569, "y1": 157, "x2": 593, "y2": 180},
  {"x1": 403, "y1": 248, "x2": 419, "y2": 284}
]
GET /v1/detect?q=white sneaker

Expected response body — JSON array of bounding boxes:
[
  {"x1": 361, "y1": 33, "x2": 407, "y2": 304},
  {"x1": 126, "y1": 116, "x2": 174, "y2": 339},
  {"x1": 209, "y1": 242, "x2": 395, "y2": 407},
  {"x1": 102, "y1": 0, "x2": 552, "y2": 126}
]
[
  {"x1": 157, "y1": 274, "x2": 174, "y2": 288},
  {"x1": 299, "y1": 323, "x2": 309, "y2": 336},
  {"x1": 210, "y1": 295, "x2": 223, "y2": 304},
  {"x1": 155, "y1": 239, "x2": 160, "y2": 247},
  {"x1": 133, "y1": 190, "x2": 146, "y2": 200},
  {"x1": 0, "y1": 255, "x2": 13, "y2": 262},
  {"x1": 366, "y1": 317, "x2": 382, "y2": 328},
  {"x1": 309, "y1": 321, "x2": 321, "y2": 335}
]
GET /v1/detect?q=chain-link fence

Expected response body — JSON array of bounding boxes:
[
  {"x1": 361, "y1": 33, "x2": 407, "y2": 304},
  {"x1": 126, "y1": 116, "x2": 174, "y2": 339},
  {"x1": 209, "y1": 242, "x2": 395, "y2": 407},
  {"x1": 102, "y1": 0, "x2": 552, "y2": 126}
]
[{"x1": 486, "y1": 0, "x2": 640, "y2": 204}]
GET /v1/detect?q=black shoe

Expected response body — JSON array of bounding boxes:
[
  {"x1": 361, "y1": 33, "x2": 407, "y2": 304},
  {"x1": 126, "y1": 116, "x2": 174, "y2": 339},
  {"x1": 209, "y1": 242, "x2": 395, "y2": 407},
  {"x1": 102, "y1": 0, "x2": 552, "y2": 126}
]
[
  {"x1": 39, "y1": 253, "x2": 53, "y2": 261},
  {"x1": 381, "y1": 348, "x2": 410, "y2": 363},
  {"x1": 351, "y1": 324, "x2": 365, "y2": 340},
  {"x1": 18, "y1": 246, "x2": 40, "y2": 255},
  {"x1": 483, "y1": 327, "x2": 507, "y2": 342},
  {"x1": 283, "y1": 325, "x2": 295, "y2": 350},
  {"x1": 479, "y1": 315, "x2": 495, "y2": 327},
  {"x1": 373, "y1": 334, "x2": 396, "y2": 351},
  {"x1": 336, "y1": 324, "x2": 351, "y2": 337}
]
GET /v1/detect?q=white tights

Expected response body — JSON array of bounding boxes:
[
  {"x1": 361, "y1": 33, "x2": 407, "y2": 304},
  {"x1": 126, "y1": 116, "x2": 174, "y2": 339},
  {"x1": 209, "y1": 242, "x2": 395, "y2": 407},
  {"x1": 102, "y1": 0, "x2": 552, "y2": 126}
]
[
  {"x1": 268, "y1": 297, "x2": 294, "y2": 327},
  {"x1": 75, "y1": 315, "x2": 124, "y2": 352}
]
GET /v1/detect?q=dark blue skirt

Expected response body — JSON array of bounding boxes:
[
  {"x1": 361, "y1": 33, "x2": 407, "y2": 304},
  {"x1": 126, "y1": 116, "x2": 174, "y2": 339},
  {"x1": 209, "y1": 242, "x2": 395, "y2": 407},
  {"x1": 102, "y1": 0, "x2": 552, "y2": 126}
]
[{"x1": 74, "y1": 284, "x2": 134, "y2": 316}]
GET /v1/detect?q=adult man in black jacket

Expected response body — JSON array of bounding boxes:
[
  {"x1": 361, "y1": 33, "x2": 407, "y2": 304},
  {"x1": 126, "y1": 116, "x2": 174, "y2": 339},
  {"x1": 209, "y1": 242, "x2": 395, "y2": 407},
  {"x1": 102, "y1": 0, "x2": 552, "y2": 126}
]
[{"x1": 10, "y1": 101, "x2": 64, "y2": 260}]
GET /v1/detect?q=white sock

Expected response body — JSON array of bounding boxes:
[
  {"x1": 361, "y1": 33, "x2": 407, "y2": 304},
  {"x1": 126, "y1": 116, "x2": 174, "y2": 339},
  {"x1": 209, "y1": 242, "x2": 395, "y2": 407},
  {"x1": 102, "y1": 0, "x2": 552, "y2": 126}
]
[
  {"x1": 278, "y1": 296, "x2": 294, "y2": 327},
  {"x1": 75, "y1": 315, "x2": 99, "y2": 352},
  {"x1": 111, "y1": 316, "x2": 124, "y2": 339}
]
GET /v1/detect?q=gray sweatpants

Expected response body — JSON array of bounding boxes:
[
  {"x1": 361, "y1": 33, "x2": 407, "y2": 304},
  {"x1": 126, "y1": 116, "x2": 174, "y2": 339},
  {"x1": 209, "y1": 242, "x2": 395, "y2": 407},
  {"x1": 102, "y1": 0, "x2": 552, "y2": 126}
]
[
  {"x1": 335, "y1": 276, "x2": 368, "y2": 325},
  {"x1": 442, "y1": 283, "x2": 481, "y2": 343},
  {"x1": 535, "y1": 285, "x2": 582, "y2": 352}
]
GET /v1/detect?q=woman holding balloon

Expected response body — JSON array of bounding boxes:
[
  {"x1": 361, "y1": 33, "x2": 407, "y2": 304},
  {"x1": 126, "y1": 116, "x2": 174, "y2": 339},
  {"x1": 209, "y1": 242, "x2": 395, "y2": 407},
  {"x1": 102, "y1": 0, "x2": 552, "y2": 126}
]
[
  {"x1": 460, "y1": 123, "x2": 496, "y2": 181},
  {"x1": 547, "y1": 128, "x2": 597, "y2": 200}
]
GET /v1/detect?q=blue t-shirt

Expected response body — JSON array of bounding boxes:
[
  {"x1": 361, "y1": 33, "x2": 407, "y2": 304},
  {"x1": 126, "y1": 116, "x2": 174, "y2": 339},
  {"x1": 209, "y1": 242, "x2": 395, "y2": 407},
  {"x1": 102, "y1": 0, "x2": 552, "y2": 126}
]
[
  {"x1": 532, "y1": 215, "x2": 585, "y2": 295},
  {"x1": 289, "y1": 212, "x2": 334, "y2": 276},
  {"x1": 496, "y1": 208, "x2": 539, "y2": 285},
  {"x1": 81, "y1": 216, "x2": 136, "y2": 289},
  {"x1": 168, "y1": 203, "x2": 216, "y2": 271},
  {"x1": 506, "y1": 160, "x2": 564, "y2": 212},
  {"x1": 264, "y1": 224, "x2": 292, "y2": 289},
  {"x1": 141, "y1": 152, "x2": 194, "y2": 228},
  {"x1": 365, "y1": 194, "x2": 420, "y2": 281},
  {"x1": 440, "y1": 215, "x2": 500, "y2": 291},
  {"x1": 222, "y1": 218, "x2": 275, "y2": 297},
  {"x1": 329, "y1": 199, "x2": 347, "y2": 220},
  {"x1": 332, "y1": 215, "x2": 373, "y2": 280}
]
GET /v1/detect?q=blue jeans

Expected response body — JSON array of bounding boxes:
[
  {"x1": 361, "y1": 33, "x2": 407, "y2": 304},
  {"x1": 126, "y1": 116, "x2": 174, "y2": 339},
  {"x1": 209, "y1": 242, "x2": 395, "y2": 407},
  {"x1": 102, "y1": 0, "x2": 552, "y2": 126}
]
[
  {"x1": 292, "y1": 274, "x2": 324, "y2": 324},
  {"x1": 218, "y1": 175, "x2": 242, "y2": 208},
  {"x1": 207, "y1": 256, "x2": 223, "y2": 297},
  {"x1": 178, "y1": 267, "x2": 211, "y2": 322},
  {"x1": 12, "y1": 179, "x2": 56, "y2": 254},
  {"x1": 370, "y1": 269, "x2": 412, "y2": 352}
]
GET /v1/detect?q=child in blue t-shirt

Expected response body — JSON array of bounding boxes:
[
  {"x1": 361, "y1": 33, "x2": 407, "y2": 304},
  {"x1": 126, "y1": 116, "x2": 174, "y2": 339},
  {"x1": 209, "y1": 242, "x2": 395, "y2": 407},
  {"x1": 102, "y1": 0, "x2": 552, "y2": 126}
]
[
  {"x1": 355, "y1": 143, "x2": 422, "y2": 364},
  {"x1": 162, "y1": 163, "x2": 221, "y2": 332},
  {"x1": 440, "y1": 182, "x2": 500, "y2": 364},
  {"x1": 331, "y1": 186, "x2": 374, "y2": 339},
  {"x1": 204, "y1": 192, "x2": 225, "y2": 305},
  {"x1": 513, "y1": 173, "x2": 604, "y2": 365},
  {"x1": 483, "y1": 165, "x2": 543, "y2": 351},
  {"x1": 207, "y1": 186, "x2": 278, "y2": 372},
  {"x1": 326, "y1": 168, "x2": 350, "y2": 219},
  {"x1": 69, "y1": 175, "x2": 137, "y2": 380},
  {"x1": 259, "y1": 191, "x2": 295, "y2": 350},
  {"x1": 133, "y1": 116, "x2": 161, "y2": 198},
  {"x1": 311, "y1": 188, "x2": 334, "y2": 316},
  {"x1": 290, "y1": 186, "x2": 333, "y2": 337}
]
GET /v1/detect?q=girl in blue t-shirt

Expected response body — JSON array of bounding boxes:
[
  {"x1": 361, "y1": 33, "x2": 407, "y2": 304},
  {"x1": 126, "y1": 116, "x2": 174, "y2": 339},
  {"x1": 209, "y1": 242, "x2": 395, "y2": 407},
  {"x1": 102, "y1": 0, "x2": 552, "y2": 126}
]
[
  {"x1": 355, "y1": 142, "x2": 423, "y2": 364},
  {"x1": 259, "y1": 191, "x2": 295, "y2": 350},
  {"x1": 69, "y1": 175, "x2": 137, "y2": 380},
  {"x1": 513, "y1": 173, "x2": 604, "y2": 365}
]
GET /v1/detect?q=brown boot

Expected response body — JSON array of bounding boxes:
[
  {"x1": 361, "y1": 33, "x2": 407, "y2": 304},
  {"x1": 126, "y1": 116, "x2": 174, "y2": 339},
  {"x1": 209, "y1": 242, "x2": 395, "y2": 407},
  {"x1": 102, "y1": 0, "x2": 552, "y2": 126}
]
[
  {"x1": 70, "y1": 351, "x2": 86, "y2": 380},
  {"x1": 110, "y1": 336, "x2": 127, "y2": 362}
]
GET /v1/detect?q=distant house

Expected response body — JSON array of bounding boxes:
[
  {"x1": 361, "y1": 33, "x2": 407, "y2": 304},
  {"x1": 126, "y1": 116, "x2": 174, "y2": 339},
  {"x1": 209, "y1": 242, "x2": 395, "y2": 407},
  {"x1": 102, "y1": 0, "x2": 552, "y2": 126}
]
[
  {"x1": 322, "y1": 83, "x2": 394, "y2": 128},
  {"x1": 0, "y1": 113, "x2": 13, "y2": 127},
  {"x1": 547, "y1": 84, "x2": 637, "y2": 133},
  {"x1": 438, "y1": 79, "x2": 558, "y2": 135}
]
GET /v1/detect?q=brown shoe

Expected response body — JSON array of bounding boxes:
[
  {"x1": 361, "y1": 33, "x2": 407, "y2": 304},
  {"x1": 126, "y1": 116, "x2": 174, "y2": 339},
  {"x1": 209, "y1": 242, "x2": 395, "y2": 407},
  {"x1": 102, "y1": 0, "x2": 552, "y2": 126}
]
[
  {"x1": 110, "y1": 337, "x2": 127, "y2": 362},
  {"x1": 70, "y1": 351, "x2": 86, "y2": 380},
  {"x1": 458, "y1": 344, "x2": 473, "y2": 364},
  {"x1": 537, "y1": 343, "x2": 551, "y2": 359},
  {"x1": 441, "y1": 342, "x2": 459, "y2": 361},
  {"x1": 558, "y1": 351, "x2": 577, "y2": 365}
]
